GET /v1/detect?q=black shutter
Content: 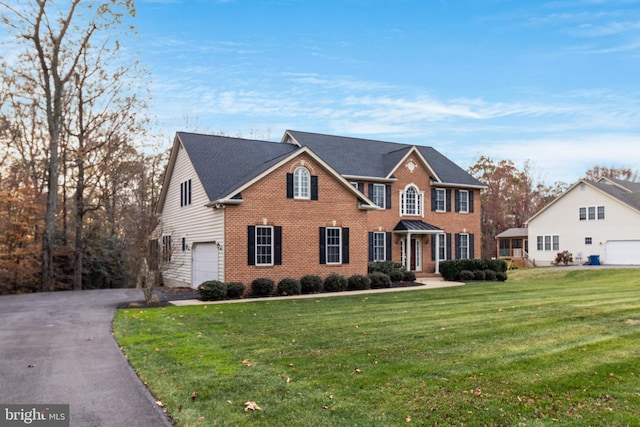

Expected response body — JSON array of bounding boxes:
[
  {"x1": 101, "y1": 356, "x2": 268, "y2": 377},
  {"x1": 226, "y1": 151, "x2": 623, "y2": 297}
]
[
  {"x1": 469, "y1": 191, "x2": 474, "y2": 213},
  {"x1": 342, "y1": 228, "x2": 349, "y2": 264},
  {"x1": 455, "y1": 233, "x2": 461, "y2": 260},
  {"x1": 319, "y1": 227, "x2": 326, "y2": 264},
  {"x1": 248, "y1": 226, "x2": 255, "y2": 265},
  {"x1": 446, "y1": 189, "x2": 452, "y2": 212},
  {"x1": 180, "y1": 182, "x2": 184, "y2": 207},
  {"x1": 188, "y1": 179, "x2": 192, "y2": 205},
  {"x1": 446, "y1": 233, "x2": 452, "y2": 260},
  {"x1": 286, "y1": 173, "x2": 294, "y2": 198},
  {"x1": 431, "y1": 188, "x2": 437, "y2": 211},
  {"x1": 368, "y1": 232, "x2": 374, "y2": 262},
  {"x1": 357, "y1": 182, "x2": 364, "y2": 193},
  {"x1": 311, "y1": 176, "x2": 318, "y2": 200},
  {"x1": 455, "y1": 190, "x2": 460, "y2": 212},
  {"x1": 385, "y1": 232, "x2": 392, "y2": 260},
  {"x1": 469, "y1": 233, "x2": 475, "y2": 259},
  {"x1": 431, "y1": 235, "x2": 436, "y2": 261},
  {"x1": 368, "y1": 183, "x2": 374, "y2": 201},
  {"x1": 274, "y1": 226, "x2": 282, "y2": 265},
  {"x1": 385, "y1": 185, "x2": 392, "y2": 209}
]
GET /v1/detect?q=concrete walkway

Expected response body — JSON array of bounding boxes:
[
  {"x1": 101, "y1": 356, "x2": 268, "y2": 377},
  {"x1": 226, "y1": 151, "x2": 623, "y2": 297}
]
[
  {"x1": 0, "y1": 289, "x2": 173, "y2": 427},
  {"x1": 170, "y1": 277, "x2": 463, "y2": 306}
]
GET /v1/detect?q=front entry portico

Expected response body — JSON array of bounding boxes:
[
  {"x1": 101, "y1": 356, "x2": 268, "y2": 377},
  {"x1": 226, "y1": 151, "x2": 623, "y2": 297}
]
[{"x1": 394, "y1": 220, "x2": 444, "y2": 274}]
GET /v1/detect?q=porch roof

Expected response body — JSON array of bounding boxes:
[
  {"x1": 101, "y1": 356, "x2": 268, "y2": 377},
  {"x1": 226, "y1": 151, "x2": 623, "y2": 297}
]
[
  {"x1": 495, "y1": 227, "x2": 528, "y2": 239},
  {"x1": 393, "y1": 220, "x2": 443, "y2": 234}
]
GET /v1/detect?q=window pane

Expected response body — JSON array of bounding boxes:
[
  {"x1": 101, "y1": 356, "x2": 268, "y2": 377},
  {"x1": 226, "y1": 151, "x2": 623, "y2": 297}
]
[
  {"x1": 294, "y1": 167, "x2": 310, "y2": 199},
  {"x1": 579, "y1": 207, "x2": 586, "y2": 220},
  {"x1": 597, "y1": 206, "x2": 605, "y2": 220},
  {"x1": 373, "y1": 232, "x2": 385, "y2": 261},
  {"x1": 459, "y1": 190, "x2": 468, "y2": 212},
  {"x1": 439, "y1": 234, "x2": 446, "y2": 260},
  {"x1": 552, "y1": 235, "x2": 559, "y2": 251},
  {"x1": 537, "y1": 236, "x2": 543, "y2": 251},
  {"x1": 544, "y1": 236, "x2": 551, "y2": 251},
  {"x1": 436, "y1": 189, "x2": 445, "y2": 211},
  {"x1": 373, "y1": 184, "x2": 385, "y2": 208},
  {"x1": 326, "y1": 228, "x2": 341, "y2": 263},
  {"x1": 256, "y1": 227, "x2": 273, "y2": 265},
  {"x1": 588, "y1": 206, "x2": 596, "y2": 220},
  {"x1": 404, "y1": 187, "x2": 416, "y2": 215}
]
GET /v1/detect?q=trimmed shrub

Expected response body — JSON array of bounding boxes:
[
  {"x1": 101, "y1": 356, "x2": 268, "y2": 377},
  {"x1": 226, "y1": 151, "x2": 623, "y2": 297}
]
[
  {"x1": 440, "y1": 259, "x2": 508, "y2": 281},
  {"x1": 483, "y1": 269, "x2": 497, "y2": 281},
  {"x1": 402, "y1": 271, "x2": 416, "y2": 282},
  {"x1": 251, "y1": 277, "x2": 275, "y2": 296},
  {"x1": 347, "y1": 274, "x2": 371, "y2": 291},
  {"x1": 300, "y1": 275, "x2": 323, "y2": 294},
  {"x1": 473, "y1": 270, "x2": 486, "y2": 281},
  {"x1": 323, "y1": 274, "x2": 347, "y2": 293},
  {"x1": 277, "y1": 278, "x2": 302, "y2": 296},
  {"x1": 368, "y1": 261, "x2": 404, "y2": 275},
  {"x1": 226, "y1": 282, "x2": 245, "y2": 298},
  {"x1": 368, "y1": 272, "x2": 392, "y2": 289},
  {"x1": 389, "y1": 269, "x2": 404, "y2": 283},
  {"x1": 458, "y1": 270, "x2": 475, "y2": 282},
  {"x1": 198, "y1": 280, "x2": 227, "y2": 301},
  {"x1": 496, "y1": 271, "x2": 508, "y2": 282}
]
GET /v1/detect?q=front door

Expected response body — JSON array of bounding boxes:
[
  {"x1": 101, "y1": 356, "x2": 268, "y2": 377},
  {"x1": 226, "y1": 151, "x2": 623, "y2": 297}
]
[{"x1": 401, "y1": 237, "x2": 422, "y2": 272}]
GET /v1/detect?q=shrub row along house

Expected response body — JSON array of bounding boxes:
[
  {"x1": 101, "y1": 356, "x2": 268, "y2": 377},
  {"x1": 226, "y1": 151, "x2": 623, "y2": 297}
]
[{"x1": 155, "y1": 130, "x2": 485, "y2": 288}]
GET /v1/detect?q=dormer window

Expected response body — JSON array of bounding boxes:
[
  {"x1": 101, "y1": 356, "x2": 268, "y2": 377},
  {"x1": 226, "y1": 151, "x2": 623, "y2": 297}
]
[{"x1": 294, "y1": 167, "x2": 310, "y2": 199}]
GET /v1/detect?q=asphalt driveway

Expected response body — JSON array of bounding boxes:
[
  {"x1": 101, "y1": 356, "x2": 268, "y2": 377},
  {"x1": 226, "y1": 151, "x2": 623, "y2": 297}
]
[{"x1": 0, "y1": 289, "x2": 173, "y2": 427}]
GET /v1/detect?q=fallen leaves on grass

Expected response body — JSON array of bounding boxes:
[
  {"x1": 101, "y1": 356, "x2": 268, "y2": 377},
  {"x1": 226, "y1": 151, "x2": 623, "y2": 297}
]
[
  {"x1": 242, "y1": 359, "x2": 252, "y2": 367},
  {"x1": 244, "y1": 401, "x2": 262, "y2": 411},
  {"x1": 191, "y1": 391, "x2": 198, "y2": 400},
  {"x1": 280, "y1": 375, "x2": 291, "y2": 383}
]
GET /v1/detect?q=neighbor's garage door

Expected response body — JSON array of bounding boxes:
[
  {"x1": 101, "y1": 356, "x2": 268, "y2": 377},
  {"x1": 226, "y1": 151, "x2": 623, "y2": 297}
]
[
  {"x1": 605, "y1": 241, "x2": 640, "y2": 265},
  {"x1": 192, "y1": 243, "x2": 219, "y2": 288}
]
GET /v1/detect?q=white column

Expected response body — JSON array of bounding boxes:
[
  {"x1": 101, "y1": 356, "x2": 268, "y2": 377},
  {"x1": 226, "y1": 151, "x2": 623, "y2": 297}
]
[
  {"x1": 406, "y1": 233, "x2": 412, "y2": 271},
  {"x1": 434, "y1": 233, "x2": 440, "y2": 275}
]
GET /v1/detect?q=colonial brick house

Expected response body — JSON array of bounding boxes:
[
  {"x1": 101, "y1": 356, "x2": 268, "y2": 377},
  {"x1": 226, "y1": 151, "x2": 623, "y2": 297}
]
[{"x1": 156, "y1": 130, "x2": 485, "y2": 288}]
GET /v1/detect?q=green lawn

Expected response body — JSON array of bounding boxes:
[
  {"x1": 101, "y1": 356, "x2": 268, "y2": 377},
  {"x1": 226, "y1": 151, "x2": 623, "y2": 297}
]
[{"x1": 113, "y1": 269, "x2": 640, "y2": 426}]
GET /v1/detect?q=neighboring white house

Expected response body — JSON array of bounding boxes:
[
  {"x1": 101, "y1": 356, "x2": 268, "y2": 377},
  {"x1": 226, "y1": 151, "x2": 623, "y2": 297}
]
[{"x1": 526, "y1": 178, "x2": 640, "y2": 266}]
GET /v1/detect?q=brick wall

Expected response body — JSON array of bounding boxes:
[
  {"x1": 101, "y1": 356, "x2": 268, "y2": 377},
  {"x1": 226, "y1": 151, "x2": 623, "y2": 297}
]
[{"x1": 224, "y1": 153, "x2": 369, "y2": 287}]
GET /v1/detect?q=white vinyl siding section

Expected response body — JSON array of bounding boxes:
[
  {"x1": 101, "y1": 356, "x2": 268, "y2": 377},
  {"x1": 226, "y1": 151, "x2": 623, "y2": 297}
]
[
  {"x1": 528, "y1": 181, "x2": 640, "y2": 265},
  {"x1": 160, "y1": 144, "x2": 225, "y2": 286}
]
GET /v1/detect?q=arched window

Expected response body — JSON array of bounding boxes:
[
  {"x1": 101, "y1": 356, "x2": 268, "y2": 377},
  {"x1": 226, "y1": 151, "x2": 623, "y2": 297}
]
[
  {"x1": 293, "y1": 167, "x2": 310, "y2": 199},
  {"x1": 401, "y1": 185, "x2": 423, "y2": 216}
]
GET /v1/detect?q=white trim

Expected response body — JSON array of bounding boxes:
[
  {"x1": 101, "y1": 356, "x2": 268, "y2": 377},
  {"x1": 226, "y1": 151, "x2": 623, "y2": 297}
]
[
  {"x1": 293, "y1": 166, "x2": 311, "y2": 199},
  {"x1": 255, "y1": 225, "x2": 274, "y2": 266},
  {"x1": 325, "y1": 227, "x2": 342, "y2": 264}
]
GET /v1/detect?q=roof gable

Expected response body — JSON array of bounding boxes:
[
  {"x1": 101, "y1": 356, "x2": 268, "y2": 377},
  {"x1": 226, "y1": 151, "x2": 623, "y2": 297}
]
[
  {"x1": 526, "y1": 179, "x2": 640, "y2": 224},
  {"x1": 283, "y1": 130, "x2": 484, "y2": 188}
]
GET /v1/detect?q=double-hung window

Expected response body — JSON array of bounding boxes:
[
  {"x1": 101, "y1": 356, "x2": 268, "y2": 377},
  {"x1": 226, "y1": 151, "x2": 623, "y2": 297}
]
[
  {"x1": 372, "y1": 184, "x2": 385, "y2": 208},
  {"x1": 435, "y1": 188, "x2": 446, "y2": 212},
  {"x1": 458, "y1": 233, "x2": 469, "y2": 260},
  {"x1": 255, "y1": 226, "x2": 274, "y2": 266},
  {"x1": 326, "y1": 227, "x2": 342, "y2": 264},
  {"x1": 438, "y1": 234, "x2": 447, "y2": 261},
  {"x1": 537, "y1": 235, "x2": 560, "y2": 251},
  {"x1": 458, "y1": 190, "x2": 469, "y2": 213},
  {"x1": 162, "y1": 235, "x2": 171, "y2": 262},
  {"x1": 373, "y1": 232, "x2": 386, "y2": 262},
  {"x1": 580, "y1": 206, "x2": 605, "y2": 221}
]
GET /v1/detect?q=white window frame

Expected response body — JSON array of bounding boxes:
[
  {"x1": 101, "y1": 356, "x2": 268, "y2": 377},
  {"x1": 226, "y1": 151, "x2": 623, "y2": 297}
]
[
  {"x1": 458, "y1": 190, "x2": 469, "y2": 213},
  {"x1": 580, "y1": 205, "x2": 605, "y2": 221},
  {"x1": 458, "y1": 233, "x2": 469, "y2": 260},
  {"x1": 373, "y1": 232, "x2": 386, "y2": 262},
  {"x1": 401, "y1": 184, "x2": 423, "y2": 216},
  {"x1": 326, "y1": 227, "x2": 342, "y2": 264},
  {"x1": 435, "y1": 188, "x2": 446, "y2": 212},
  {"x1": 438, "y1": 233, "x2": 447, "y2": 261},
  {"x1": 585, "y1": 237, "x2": 593, "y2": 245},
  {"x1": 537, "y1": 235, "x2": 560, "y2": 251},
  {"x1": 372, "y1": 184, "x2": 385, "y2": 208},
  {"x1": 293, "y1": 167, "x2": 310, "y2": 199},
  {"x1": 255, "y1": 226, "x2": 274, "y2": 266}
]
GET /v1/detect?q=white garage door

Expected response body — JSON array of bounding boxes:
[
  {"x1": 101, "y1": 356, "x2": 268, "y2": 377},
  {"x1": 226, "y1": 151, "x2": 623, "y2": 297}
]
[
  {"x1": 192, "y1": 243, "x2": 219, "y2": 288},
  {"x1": 605, "y1": 241, "x2": 640, "y2": 265}
]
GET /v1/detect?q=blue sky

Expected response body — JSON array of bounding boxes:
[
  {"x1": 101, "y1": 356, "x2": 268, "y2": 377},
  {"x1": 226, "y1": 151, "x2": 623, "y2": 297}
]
[{"x1": 6, "y1": 0, "x2": 640, "y2": 184}]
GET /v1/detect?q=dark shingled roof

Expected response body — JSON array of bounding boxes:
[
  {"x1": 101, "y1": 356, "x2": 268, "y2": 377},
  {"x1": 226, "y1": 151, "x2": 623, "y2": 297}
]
[
  {"x1": 286, "y1": 130, "x2": 483, "y2": 187},
  {"x1": 177, "y1": 132, "x2": 297, "y2": 202},
  {"x1": 591, "y1": 178, "x2": 640, "y2": 211},
  {"x1": 394, "y1": 220, "x2": 443, "y2": 232}
]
